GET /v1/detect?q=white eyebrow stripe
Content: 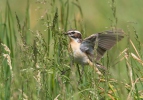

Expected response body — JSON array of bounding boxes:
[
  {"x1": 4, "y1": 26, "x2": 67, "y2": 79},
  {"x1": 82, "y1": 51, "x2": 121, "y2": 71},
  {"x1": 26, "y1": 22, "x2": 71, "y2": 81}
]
[
  {"x1": 67, "y1": 30, "x2": 81, "y2": 34},
  {"x1": 74, "y1": 30, "x2": 81, "y2": 34},
  {"x1": 67, "y1": 31, "x2": 74, "y2": 33}
]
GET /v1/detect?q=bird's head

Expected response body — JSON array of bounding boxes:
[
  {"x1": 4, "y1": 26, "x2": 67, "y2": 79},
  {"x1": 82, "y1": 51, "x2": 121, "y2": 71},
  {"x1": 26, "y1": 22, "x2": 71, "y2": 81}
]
[{"x1": 65, "y1": 30, "x2": 82, "y2": 43}]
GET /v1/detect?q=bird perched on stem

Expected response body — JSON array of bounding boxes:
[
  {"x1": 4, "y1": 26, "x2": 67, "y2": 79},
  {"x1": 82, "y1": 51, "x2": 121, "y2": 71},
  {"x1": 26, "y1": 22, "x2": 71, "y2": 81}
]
[{"x1": 65, "y1": 28, "x2": 124, "y2": 75}]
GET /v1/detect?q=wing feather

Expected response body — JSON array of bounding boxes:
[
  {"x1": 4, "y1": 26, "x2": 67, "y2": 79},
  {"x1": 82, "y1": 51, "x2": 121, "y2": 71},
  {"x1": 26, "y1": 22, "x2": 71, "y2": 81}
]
[{"x1": 80, "y1": 29, "x2": 124, "y2": 61}]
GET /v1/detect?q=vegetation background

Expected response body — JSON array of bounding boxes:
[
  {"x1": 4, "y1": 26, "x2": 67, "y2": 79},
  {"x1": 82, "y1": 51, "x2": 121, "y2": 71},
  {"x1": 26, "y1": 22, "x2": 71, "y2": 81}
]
[{"x1": 0, "y1": 0, "x2": 143, "y2": 100}]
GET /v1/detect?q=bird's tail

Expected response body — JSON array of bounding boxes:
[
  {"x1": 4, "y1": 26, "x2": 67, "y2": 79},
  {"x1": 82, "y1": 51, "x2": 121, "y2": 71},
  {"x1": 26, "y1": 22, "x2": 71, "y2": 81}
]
[
  {"x1": 88, "y1": 60, "x2": 108, "y2": 75},
  {"x1": 96, "y1": 63, "x2": 106, "y2": 71},
  {"x1": 88, "y1": 60, "x2": 105, "y2": 75}
]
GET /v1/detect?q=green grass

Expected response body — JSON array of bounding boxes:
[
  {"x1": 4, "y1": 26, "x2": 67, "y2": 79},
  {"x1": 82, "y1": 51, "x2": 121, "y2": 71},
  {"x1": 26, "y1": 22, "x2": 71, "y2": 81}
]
[{"x1": 0, "y1": 0, "x2": 143, "y2": 100}]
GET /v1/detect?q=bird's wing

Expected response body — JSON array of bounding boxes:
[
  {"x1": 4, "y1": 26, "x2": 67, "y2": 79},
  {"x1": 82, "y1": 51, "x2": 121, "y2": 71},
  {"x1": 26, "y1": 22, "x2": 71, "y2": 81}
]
[{"x1": 80, "y1": 29, "x2": 124, "y2": 61}]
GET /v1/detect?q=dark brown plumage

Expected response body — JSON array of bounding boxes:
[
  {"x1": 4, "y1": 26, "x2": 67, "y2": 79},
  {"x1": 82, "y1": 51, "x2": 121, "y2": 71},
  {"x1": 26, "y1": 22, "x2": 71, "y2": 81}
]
[{"x1": 80, "y1": 29, "x2": 124, "y2": 61}]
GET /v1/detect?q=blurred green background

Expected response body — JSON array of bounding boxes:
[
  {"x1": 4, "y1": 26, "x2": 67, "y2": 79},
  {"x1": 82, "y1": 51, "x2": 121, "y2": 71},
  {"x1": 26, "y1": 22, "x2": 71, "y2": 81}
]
[
  {"x1": 0, "y1": 0, "x2": 143, "y2": 100},
  {"x1": 1, "y1": 0, "x2": 143, "y2": 35}
]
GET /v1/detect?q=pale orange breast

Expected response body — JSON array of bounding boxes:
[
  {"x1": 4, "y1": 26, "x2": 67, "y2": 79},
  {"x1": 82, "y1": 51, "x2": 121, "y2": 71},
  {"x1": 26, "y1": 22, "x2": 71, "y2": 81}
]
[{"x1": 69, "y1": 40, "x2": 90, "y2": 65}]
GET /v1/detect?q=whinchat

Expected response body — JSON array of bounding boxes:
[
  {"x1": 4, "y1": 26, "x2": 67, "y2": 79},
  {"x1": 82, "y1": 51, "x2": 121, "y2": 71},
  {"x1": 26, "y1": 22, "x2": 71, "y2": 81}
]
[{"x1": 65, "y1": 29, "x2": 124, "y2": 75}]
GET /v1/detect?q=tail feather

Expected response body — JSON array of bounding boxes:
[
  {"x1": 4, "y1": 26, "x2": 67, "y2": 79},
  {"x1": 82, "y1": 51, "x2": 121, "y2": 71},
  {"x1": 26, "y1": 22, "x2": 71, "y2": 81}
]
[{"x1": 96, "y1": 63, "x2": 106, "y2": 71}]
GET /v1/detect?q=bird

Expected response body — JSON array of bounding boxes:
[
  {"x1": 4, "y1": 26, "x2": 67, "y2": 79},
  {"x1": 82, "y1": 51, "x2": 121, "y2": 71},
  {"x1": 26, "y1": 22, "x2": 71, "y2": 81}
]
[{"x1": 65, "y1": 29, "x2": 124, "y2": 75}]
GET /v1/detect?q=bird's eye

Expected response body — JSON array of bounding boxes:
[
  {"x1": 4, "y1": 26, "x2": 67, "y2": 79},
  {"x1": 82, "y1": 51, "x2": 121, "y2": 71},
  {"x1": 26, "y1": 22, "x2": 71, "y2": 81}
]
[{"x1": 71, "y1": 32, "x2": 75, "y2": 34}]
